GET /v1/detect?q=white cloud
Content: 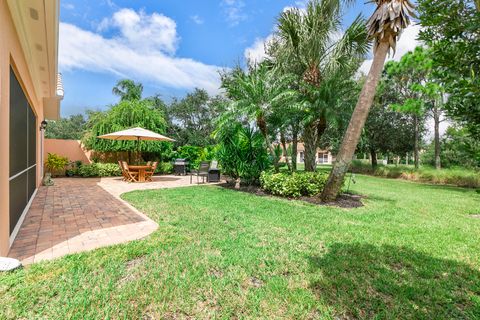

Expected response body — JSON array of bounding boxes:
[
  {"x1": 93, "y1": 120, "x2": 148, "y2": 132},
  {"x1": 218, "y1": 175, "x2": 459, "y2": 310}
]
[
  {"x1": 221, "y1": 0, "x2": 247, "y2": 26},
  {"x1": 59, "y1": 9, "x2": 222, "y2": 94},
  {"x1": 96, "y1": 8, "x2": 178, "y2": 54},
  {"x1": 190, "y1": 15, "x2": 204, "y2": 25},
  {"x1": 244, "y1": 35, "x2": 275, "y2": 64},
  {"x1": 358, "y1": 24, "x2": 422, "y2": 75},
  {"x1": 62, "y1": 3, "x2": 75, "y2": 10}
]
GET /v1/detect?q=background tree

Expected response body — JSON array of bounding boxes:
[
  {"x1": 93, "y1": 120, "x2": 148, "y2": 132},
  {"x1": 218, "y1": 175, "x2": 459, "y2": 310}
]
[
  {"x1": 112, "y1": 79, "x2": 144, "y2": 102},
  {"x1": 359, "y1": 81, "x2": 415, "y2": 168},
  {"x1": 385, "y1": 47, "x2": 445, "y2": 169},
  {"x1": 418, "y1": 0, "x2": 480, "y2": 138},
  {"x1": 168, "y1": 89, "x2": 226, "y2": 147},
  {"x1": 271, "y1": 0, "x2": 369, "y2": 172},
  {"x1": 422, "y1": 125, "x2": 480, "y2": 168},
  {"x1": 322, "y1": 0, "x2": 415, "y2": 201},
  {"x1": 45, "y1": 114, "x2": 86, "y2": 140},
  {"x1": 384, "y1": 57, "x2": 426, "y2": 168}
]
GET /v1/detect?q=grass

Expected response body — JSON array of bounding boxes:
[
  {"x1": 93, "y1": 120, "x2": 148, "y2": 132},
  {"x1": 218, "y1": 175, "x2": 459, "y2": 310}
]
[{"x1": 1, "y1": 175, "x2": 480, "y2": 319}]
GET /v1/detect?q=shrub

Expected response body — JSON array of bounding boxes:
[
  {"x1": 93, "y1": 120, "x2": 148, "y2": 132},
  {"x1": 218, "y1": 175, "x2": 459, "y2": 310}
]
[
  {"x1": 77, "y1": 163, "x2": 122, "y2": 177},
  {"x1": 260, "y1": 171, "x2": 329, "y2": 198},
  {"x1": 155, "y1": 162, "x2": 173, "y2": 174},
  {"x1": 45, "y1": 153, "x2": 69, "y2": 177},
  {"x1": 215, "y1": 123, "x2": 270, "y2": 186},
  {"x1": 174, "y1": 145, "x2": 215, "y2": 169}
]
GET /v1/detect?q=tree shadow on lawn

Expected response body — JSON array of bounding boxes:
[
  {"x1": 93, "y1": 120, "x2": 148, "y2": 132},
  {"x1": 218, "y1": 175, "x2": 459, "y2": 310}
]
[
  {"x1": 419, "y1": 183, "x2": 476, "y2": 194},
  {"x1": 308, "y1": 243, "x2": 480, "y2": 319}
]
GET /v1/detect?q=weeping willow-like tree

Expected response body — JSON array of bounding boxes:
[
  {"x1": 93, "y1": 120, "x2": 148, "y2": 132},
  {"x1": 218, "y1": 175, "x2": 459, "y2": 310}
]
[
  {"x1": 83, "y1": 100, "x2": 167, "y2": 162},
  {"x1": 112, "y1": 79, "x2": 144, "y2": 102}
]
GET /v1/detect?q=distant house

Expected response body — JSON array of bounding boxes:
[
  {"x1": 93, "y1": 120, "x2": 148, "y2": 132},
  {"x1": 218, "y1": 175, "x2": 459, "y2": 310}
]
[{"x1": 279, "y1": 142, "x2": 335, "y2": 165}]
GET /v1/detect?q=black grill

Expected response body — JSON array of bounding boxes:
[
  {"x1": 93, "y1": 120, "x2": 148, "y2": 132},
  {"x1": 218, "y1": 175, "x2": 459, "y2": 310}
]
[{"x1": 173, "y1": 159, "x2": 188, "y2": 175}]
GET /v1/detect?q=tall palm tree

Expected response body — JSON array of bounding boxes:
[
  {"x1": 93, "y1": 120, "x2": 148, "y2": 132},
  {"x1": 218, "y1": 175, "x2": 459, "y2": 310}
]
[
  {"x1": 221, "y1": 63, "x2": 296, "y2": 172},
  {"x1": 321, "y1": 0, "x2": 415, "y2": 201},
  {"x1": 272, "y1": 0, "x2": 369, "y2": 171},
  {"x1": 112, "y1": 79, "x2": 144, "y2": 101}
]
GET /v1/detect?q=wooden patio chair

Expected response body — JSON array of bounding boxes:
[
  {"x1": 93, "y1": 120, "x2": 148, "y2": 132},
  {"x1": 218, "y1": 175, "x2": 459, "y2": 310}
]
[
  {"x1": 118, "y1": 160, "x2": 128, "y2": 181},
  {"x1": 122, "y1": 161, "x2": 139, "y2": 182},
  {"x1": 145, "y1": 161, "x2": 158, "y2": 182}
]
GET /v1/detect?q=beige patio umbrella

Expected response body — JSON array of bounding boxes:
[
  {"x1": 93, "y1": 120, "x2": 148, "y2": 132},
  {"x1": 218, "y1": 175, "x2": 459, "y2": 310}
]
[{"x1": 98, "y1": 127, "x2": 174, "y2": 163}]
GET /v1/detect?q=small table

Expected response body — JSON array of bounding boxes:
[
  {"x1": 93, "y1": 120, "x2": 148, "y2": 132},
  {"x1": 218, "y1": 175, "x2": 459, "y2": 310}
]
[{"x1": 128, "y1": 165, "x2": 151, "y2": 182}]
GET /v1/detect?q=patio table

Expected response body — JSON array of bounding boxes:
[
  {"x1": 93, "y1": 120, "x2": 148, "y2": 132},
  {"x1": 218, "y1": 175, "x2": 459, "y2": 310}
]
[{"x1": 128, "y1": 165, "x2": 151, "y2": 182}]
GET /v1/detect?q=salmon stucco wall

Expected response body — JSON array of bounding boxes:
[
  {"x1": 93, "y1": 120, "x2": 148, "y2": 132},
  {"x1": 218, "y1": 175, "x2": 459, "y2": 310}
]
[
  {"x1": 0, "y1": 1, "x2": 44, "y2": 256},
  {"x1": 44, "y1": 139, "x2": 134, "y2": 169},
  {"x1": 44, "y1": 139, "x2": 92, "y2": 165}
]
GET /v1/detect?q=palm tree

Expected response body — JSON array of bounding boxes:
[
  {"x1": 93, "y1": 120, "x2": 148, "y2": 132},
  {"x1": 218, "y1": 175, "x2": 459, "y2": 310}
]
[
  {"x1": 272, "y1": 0, "x2": 369, "y2": 171},
  {"x1": 221, "y1": 63, "x2": 296, "y2": 172},
  {"x1": 321, "y1": 0, "x2": 415, "y2": 201},
  {"x1": 112, "y1": 79, "x2": 144, "y2": 101}
]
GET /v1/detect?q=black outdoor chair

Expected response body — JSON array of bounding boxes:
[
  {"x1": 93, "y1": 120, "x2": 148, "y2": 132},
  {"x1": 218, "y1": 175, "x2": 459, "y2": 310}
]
[{"x1": 190, "y1": 161, "x2": 210, "y2": 184}]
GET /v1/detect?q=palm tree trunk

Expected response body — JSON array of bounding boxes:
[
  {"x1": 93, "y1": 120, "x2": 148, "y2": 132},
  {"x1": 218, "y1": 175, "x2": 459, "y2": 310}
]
[
  {"x1": 303, "y1": 121, "x2": 318, "y2": 172},
  {"x1": 303, "y1": 118, "x2": 327, "y2": 172},
  {"x1": 433, "y1": 102, "x2": 441, "y2": 170},
  {"x1": 414, "y1": 114, "x2": 419, "y2": 169},
  {"x1": 265, "y1": 135, "x2": 280, "y2": 173},
  {"x1": 257, "y1": 114, "x2": 279, "y2": 172},
  {"x1": 370, "y1": 148, "x2": 378, "y2": 168},
  {"x1": 280, "y1": 130, "x2": 291, "y2": 171},
  {"x1": 291, "y1": 127, "x2": 298, "y2": 172},
  {"x1": 321, "y1": 40, "x2": 390, "y2": 202}
]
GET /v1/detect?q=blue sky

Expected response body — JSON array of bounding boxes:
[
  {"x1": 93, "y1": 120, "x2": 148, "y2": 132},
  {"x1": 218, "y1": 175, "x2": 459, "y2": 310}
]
[{"x1": 58, "y1": 0, "x2": 419, "y2": 117}]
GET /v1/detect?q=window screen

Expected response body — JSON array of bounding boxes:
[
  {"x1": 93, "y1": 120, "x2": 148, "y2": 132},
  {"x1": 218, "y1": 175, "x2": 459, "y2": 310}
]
[{"x1": 9, "y1": 67, "x2": 37, "y2": 235}]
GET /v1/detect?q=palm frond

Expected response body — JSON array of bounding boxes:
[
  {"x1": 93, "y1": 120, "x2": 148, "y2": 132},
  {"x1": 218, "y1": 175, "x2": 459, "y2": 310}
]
[{"x1": 367, "y1": 0, "x2": 416, "y2": 54}]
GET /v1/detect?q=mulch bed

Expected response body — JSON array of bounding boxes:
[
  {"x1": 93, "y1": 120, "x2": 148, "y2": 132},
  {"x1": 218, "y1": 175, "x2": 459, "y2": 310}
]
[{"x1": 219, "y1": 183, "x2": 364, "y2": 208}]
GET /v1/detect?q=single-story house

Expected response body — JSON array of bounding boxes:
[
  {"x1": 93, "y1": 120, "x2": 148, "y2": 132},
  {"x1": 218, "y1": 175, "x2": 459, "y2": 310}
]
[{"x1": 0, "y1": 0, "x2": 63, "y2": 256}]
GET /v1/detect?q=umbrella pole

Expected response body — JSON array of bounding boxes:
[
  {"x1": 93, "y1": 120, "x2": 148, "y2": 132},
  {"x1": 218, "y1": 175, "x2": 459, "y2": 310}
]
[{"x1": 137, "y1": 136, "x2": 140, "y2": 164}]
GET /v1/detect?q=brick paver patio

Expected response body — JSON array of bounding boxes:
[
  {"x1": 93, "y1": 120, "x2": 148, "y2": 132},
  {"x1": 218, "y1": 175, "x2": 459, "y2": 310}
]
[{"x1": 8, "y1": 175, "x2": 196, "y2": 264}]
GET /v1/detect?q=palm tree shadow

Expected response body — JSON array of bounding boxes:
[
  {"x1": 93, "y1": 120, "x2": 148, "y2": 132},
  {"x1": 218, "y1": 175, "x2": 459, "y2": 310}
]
[
  {"x1": 363, "y1": 194, "x2": 397, "y2": 204},
  {"x1": 308, "y1": 243, "x2": 480, "y2": 319}
]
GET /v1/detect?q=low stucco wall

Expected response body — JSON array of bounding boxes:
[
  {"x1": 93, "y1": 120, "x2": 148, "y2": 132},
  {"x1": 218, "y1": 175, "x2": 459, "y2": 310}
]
[
  {"x1": 44, "y1": 139, "x2": 131, "y2": 165},
  {"x1": 44, "y1": 139, "x2": 92, "y2": 164}
]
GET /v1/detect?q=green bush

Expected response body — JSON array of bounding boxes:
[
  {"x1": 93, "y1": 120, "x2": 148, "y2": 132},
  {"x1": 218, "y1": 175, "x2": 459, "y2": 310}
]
[
  {"x1": 155, "y1": 162, "x2": 173, "y2": 174},
  {"x1": 174, "y1": 145, "x2": 215, "y2": 169},
  {"x1": 77, "y1": 163, "x2": 122, "y2": 177},
  {"x1": 260, "y1": 171, "x2": 329, "y2": 198},
  {"x1": 215, "y1": 123, "x2": 270, "y2": 186}
]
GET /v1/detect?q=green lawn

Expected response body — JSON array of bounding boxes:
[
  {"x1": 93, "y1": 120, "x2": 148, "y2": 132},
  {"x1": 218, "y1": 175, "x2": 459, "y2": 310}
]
[{"x1": 1, "y1": 175, "x2": 479, "y2": 319}]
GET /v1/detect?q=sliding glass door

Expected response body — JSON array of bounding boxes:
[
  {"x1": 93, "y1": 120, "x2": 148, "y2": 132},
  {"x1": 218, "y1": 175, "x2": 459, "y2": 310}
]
[{"x1": 9, "y1": 67, "x2": 37, "y2": 235}]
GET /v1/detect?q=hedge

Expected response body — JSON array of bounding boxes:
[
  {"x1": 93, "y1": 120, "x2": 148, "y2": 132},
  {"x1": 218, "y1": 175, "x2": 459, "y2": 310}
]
[{"x1": 260, "y1": 171, "x2": 329, "y2": 198}]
